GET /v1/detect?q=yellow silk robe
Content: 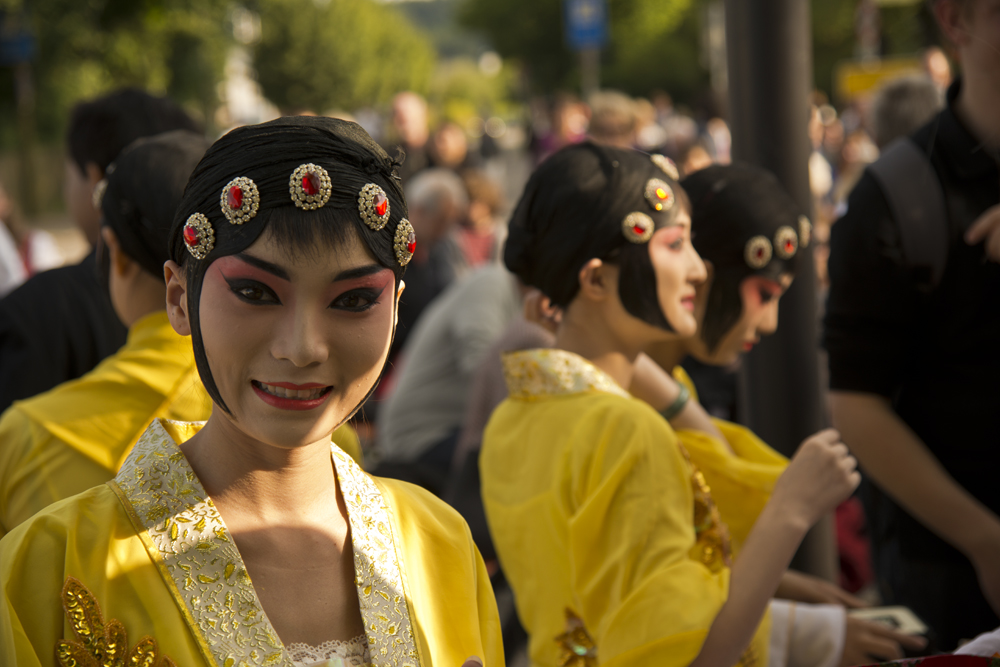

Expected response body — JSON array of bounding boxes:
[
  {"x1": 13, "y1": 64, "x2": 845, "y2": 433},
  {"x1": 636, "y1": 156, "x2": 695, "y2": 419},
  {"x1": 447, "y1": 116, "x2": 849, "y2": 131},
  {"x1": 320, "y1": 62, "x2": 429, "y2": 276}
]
[
  {"x1": 0, "y1": 311, "x2": 363, "y2": 539},
  {"x1": 0, "y1": 419, "x2": 502, "y2": 667},
  {"x1": 480, "y1": 349, "x2": 771, "y2": 667},
  {"x1": 671, "y1": 367, "x2": 788, "y2": 554}
]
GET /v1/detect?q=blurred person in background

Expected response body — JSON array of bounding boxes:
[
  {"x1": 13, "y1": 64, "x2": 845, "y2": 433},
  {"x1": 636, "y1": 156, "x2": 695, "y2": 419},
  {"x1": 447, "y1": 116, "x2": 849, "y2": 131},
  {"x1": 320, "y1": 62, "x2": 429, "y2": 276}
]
[
  {"x1": 587, "y1": 89, "x2": 637, "y2": 149},
  {"x1": 390, "y1": 168, "x2": 470, "y2": 361},
  {"x1": 0, "y1": 131, "x2": 215, "y2": 539},
  {"x1": 868, "y1": 74, "x2": 945, "y2": 149},
  {"x1": 825, "y1": 0, "x2": 1000, "y2": 648},
  {"x1": 0, "y1": 88, "x2": 199, "y2": 413},
  {"x1": 391, "y1": 91, "x2": 431, "y2": 183},
  {"x1": 429, "y1": 121, "x2": 481, "y2": 172},
  {"x1": 375, "y1": 264, "x2": 522, "y2": 495},
  {"x1": 458, "y1": 169, "x2": 505, "y2": 268},
  {"x1": 531, "y1": 92, "x2": 589, "y2": 165},
  {"x1": 923, "y1": 45, "x2": 954, "y2": 92},
  {"x1": 635, "y1": 97, "x2": 668, "y2": 152},
  {"x1": 0, "y1": 180, "x2": 63, "y2": 297}
]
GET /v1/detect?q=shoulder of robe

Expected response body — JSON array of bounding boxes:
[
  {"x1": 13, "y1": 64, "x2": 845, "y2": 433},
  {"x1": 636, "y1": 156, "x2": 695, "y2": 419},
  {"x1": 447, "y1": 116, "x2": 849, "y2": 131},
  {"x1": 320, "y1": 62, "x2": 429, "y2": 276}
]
[{"x1": 372, "y1": 475, "x2": 474, "y2": 543}]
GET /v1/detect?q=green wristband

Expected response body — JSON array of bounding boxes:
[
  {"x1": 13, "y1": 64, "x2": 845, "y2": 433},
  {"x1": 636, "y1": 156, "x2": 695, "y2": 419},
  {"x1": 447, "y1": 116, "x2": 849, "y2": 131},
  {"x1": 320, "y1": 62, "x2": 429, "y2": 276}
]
[{"x1": 659, "y1": 383, "x2": 691, "y2": 421}]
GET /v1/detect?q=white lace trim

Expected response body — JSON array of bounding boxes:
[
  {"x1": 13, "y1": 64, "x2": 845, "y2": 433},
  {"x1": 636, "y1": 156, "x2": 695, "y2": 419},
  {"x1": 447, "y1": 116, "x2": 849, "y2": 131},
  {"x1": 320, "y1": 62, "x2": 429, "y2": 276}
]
[{"x1": 286, "y1": 634, "x2": 371, "y2": 667}]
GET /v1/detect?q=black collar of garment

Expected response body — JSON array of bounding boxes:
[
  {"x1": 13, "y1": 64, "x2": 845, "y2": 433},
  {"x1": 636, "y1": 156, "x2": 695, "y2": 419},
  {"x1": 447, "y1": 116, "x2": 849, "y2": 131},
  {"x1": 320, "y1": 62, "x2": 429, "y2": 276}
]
[{"x1": 932, "y1": 78, "x2": 1000, "y2": 180}]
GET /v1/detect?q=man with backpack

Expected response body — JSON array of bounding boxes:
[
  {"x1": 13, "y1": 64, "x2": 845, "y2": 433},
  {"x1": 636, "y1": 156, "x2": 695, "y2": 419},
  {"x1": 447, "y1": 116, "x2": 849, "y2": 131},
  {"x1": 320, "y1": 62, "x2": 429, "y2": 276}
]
[{"x1": 824, "y1": 0, "x2": 1000, "y2": 650}]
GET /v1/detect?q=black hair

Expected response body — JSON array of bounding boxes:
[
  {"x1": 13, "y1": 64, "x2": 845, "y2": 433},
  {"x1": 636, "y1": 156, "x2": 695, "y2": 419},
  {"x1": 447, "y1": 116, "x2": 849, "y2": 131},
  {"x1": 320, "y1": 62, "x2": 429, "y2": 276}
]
[
  {"x1": 682, "y1": 163, "x2": 805, "y2": 351},
  {"x1": 67, "y1": 88, "x2": 200, "y2": 176},
  {"x1": 100, "y1": 130, "x2": 211, "y2": 279},
  {"x1": 504, "y1": 141, "x2": 688, "y2": 331},
  {"x1": 168, "y1": 116, "x2": 408, "y2": 416}
]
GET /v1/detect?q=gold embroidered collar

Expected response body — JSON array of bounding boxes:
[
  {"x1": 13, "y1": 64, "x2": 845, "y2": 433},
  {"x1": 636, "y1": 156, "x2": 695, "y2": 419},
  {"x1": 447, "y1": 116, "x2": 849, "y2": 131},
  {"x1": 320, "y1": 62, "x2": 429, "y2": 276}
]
[
  {"x1": 502, "y1": 349, "x2": 631, "y2": 400},
  {"x1": 109, "y1": 419, "x2": 419, "y2": 667}
]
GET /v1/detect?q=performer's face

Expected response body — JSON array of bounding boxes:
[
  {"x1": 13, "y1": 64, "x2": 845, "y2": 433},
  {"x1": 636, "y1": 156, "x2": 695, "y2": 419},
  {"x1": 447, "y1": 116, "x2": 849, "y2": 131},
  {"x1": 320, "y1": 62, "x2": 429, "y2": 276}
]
[
  {"x1": 688, "y1": 272, "x2": 792, "y2": 366},
  {"x1": 197, "y1": 228, "x2": 396, "y2": 448},
  {"x1": 645, "y1": 210, "x2": 706, "y2": 338}
]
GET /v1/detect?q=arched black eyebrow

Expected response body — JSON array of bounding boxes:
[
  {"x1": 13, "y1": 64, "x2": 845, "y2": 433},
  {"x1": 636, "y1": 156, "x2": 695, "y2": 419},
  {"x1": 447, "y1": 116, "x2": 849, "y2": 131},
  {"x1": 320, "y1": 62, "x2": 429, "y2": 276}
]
[
  {"x1": 236, "y1": 252, "x2": 289, "y2": 280},
  {"x1": 235, "y1": 252, "x2": 384, "y2": 283}
]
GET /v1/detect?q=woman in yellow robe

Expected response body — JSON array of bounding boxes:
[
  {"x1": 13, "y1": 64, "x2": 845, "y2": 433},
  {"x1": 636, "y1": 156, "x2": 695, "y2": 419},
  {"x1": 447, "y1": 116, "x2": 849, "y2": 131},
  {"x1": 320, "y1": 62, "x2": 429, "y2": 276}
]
[
  {"x1": 482, "y1": 143, "x2": 861, "y2": 667},
  {"x1": 0, "y1": 130, "x2": 365, "y2": 540},
  {"x1": 1, "y1": 117, "x2": 501, "y2": 666}
]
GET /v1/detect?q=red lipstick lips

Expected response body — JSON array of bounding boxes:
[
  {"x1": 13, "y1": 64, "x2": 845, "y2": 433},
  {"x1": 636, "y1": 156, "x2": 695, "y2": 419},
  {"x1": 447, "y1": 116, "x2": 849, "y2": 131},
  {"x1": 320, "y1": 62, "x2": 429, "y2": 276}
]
[{"x1": 252, "y1": 380, "x2": 332, "y2": 411}]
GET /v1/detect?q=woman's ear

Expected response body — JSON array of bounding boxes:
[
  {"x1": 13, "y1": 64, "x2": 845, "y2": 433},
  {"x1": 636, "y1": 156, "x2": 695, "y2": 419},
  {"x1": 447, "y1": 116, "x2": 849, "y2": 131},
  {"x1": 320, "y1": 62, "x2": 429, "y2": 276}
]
[
  {"x1": 164, "y1": 260, "x2": 191, "y2": 336},
  {"x1": 577, "y1": 258, "x2": 612, "y2": 302}
]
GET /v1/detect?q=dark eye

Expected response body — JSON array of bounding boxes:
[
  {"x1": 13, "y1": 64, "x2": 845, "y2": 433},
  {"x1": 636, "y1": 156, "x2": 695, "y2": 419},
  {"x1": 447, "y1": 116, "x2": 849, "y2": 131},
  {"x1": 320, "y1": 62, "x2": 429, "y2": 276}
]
[
  {"x1": 332, "y1": 289, "x2": 379, "y2": 312},
  {"x1": 759, "y1": 288, "x2": 775, "y2": 304},
  {"x1": 226, "y1": 279, "x2": 280, "y2": 305}
]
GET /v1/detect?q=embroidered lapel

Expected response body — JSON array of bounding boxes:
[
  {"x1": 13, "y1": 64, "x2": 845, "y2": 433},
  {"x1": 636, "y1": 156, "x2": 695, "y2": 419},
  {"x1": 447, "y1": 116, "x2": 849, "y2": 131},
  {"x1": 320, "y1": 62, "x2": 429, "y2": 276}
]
[
  {"x1": 502, "y1": 348, "x2": 631, "y2": 400},
  {"x1": 110, "y1": 419, "x2": 420, "y2": 667},
  {"x1": 331, "y1": 446, "x2": 420, "y2": 666},
  {"x1": 110, "y1": 420, "x2": 292, "y2": 667}
]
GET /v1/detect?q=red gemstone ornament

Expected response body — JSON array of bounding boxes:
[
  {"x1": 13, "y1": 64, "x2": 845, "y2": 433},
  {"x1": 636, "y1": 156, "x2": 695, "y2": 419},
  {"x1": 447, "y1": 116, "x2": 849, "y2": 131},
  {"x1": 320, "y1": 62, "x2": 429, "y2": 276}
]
[
  {"x1": 374, "y1": 191, "x2": 388, "y2": 217},
  {"x1": 183, "y1": 225, "x2": 198, "y2": 247},
  {"x1": 220, "y1": 177, "x2": 259, "y2": 225},
  {"x1": 633, "y1": 225, "x2": 646, "y2": 236},
  {"x1": 644, "y1": 178, "x2": 675, "y2": 212},
  {"x1": 622, "y1": 212, "x2": 654, "y2": 243},
  {"x1": 302, "y1": 171, "x2": 320, "y2": 196},
  {"x1": 183, "y1": 213, "x2": 215, "y2": 260},
  {"x1": 744, "y1": 235, "x2": 772, "y2": 268},
  {"x1": 394, "y1": 218, "x2": 416, "y2": 266},
  {"x1": 358, "y1": 183, "x2": 391, "y2": 230},
  {"x1": 773, "y1": 225, "x2": 798, "y2": 259}
]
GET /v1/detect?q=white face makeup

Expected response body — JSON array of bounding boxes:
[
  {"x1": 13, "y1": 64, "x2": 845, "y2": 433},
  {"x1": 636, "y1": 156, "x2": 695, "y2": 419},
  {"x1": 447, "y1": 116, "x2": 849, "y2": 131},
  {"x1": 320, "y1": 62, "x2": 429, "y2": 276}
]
[
  {"x1": 196, "y1": 228, "x2": 396, "y2": 449},
  {"x1": 645, "y1": 209, "x2": 706, "y2": 339},
  {"x1": 688, "y1": 272, "x2": 793, "y2": 366}
]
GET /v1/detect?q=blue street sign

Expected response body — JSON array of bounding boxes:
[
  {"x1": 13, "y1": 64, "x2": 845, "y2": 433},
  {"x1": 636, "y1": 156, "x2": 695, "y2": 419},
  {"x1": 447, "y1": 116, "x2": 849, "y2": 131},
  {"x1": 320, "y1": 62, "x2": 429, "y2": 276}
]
[{"x1": 564, "y1": 0, "x2": 608, "y2": 51}]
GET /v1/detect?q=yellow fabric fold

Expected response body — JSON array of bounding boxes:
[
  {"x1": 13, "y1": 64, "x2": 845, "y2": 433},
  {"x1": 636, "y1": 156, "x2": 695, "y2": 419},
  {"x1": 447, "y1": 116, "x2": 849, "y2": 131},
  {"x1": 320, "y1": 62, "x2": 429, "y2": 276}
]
[
  {"x1": 0, "y1": 419, "x2": 502, "y2": 666},
  {"x1": 482, "y1": 350, "x2": 770, "y2": 667}
]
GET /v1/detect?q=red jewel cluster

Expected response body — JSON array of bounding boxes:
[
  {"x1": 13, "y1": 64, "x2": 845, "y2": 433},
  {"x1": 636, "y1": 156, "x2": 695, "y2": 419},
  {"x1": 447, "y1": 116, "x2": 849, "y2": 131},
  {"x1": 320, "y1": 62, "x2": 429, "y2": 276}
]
[
  {"x1": 783, "y1": 239, "x2": 795, "y2": 255},
  {"x1": 406, "y1": 230, "x2": 417, "y2": 255},
  {"x1": 374, "y1": 190, "x2": 389, "y2": 217},
  {"x1": 227, "y1": 185, "x2": 242, "y2": 210},
  {"x1": 302, "y1": 170, "x2": 321, "y2": 196},
  {"x1": 183, "y1": 224, "x2": 198, "y2": 247}
]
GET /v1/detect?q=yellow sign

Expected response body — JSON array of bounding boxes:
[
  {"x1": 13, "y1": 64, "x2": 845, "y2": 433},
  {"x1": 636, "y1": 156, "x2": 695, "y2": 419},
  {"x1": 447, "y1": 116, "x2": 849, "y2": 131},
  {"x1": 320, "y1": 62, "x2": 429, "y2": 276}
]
[{"x1": 834, "y1": 56, "x2": 923, "y2": 102}]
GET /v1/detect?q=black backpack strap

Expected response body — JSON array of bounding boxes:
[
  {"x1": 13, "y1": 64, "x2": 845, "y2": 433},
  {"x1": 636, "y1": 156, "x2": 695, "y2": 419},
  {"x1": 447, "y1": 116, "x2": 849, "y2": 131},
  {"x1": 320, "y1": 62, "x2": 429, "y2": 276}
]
[{"x1": 867, "y1": 137, "x2": 948, "y2": 289}]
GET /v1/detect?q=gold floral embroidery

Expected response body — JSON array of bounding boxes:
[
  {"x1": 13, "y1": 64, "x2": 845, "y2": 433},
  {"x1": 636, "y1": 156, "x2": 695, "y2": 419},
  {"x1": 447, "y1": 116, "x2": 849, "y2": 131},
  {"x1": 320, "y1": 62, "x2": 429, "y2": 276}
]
[
  {"x1": 332, "y1": 446, "x2": 419, "y2": 666},
  {"x1": 677, "y1": 444, "x2": 732, "y2": 573},
  {"x1": 111, "y1": 421, "x2": 291, "y2": 667},
  {"x1": 56, "y1": 576, "x2": 177, "y2": 667},
  {"x1": 502, "y1": 349, "x2": 631, "y2": 400},
  {"x1": 555, "y1": 609, "x2": 597, "y2": 667}
]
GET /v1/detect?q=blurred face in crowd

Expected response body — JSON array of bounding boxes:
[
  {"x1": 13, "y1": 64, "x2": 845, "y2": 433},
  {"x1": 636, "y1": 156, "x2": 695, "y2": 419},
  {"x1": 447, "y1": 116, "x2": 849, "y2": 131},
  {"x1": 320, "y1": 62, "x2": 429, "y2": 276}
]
[
  {"x1": 936, "y1": 0, "x2": 1000, "y2": 82},
  {"x1": 392, "y1": 92, "x2": 429, "y2": 148},
  {"x1": 686, "y1": 266, "x2": 793, "y2": 366},
  {"x1": 431, "y1": 123, "x2": 468, "y2": 168},
  {"x1": 64, "y1": 159, "x2": 103, "y2": 246}
]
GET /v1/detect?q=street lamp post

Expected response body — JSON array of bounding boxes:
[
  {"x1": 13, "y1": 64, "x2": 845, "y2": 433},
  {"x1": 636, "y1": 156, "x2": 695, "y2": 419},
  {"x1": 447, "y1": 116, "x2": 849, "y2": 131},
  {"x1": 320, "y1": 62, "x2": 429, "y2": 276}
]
[{"x1": 724, "y1": 0, "x2": 837, "y2": 580}]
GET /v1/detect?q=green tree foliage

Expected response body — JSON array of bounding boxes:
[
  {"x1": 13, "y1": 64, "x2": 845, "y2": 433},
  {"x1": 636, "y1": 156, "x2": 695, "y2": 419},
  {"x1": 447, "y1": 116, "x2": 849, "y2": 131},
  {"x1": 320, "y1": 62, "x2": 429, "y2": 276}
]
[
  {"x1": 458, "y1": 0, "x2": 703, "y2": 99},
  {"x1": 0, "y1": 0, "x2": 232, "y2": 144},
  {"x1": 252, "y1": 0, "x2": 436, "y2": 114}
]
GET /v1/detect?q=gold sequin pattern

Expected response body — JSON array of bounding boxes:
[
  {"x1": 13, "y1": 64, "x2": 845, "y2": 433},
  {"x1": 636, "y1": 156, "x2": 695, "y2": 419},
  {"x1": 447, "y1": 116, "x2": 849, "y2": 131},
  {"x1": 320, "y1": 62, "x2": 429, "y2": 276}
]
[
  {"x1": 501, "y1": 349, "x2": 631, "y2": 401},
  {"x1": 112, "y1": 421, "x2": 291, "y2": 667},
  {"x1": 677, "y1": 444, "x2": 733, "y2": 573},
  {"x1": 331, "y1": 446, "x2": 420, "y2": 666},
  {"x1": 56, "y1": 577, "x2": 177, "y2": 667}
]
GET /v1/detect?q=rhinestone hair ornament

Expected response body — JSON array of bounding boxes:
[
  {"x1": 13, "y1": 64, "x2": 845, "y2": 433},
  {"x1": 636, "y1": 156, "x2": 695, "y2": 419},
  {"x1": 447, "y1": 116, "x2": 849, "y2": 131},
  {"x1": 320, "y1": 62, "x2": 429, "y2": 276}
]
[
  {"x1": 744, "y1": 235, "x2": 772, "y2": 269},
  {"x1": 394, "y1": 218, "x2": 417, "y2": 266},
  {"x1": 358, "y1": 183, "x2": 391, "y2": 230},
  {"x1": 289, "y1": 163, "x2": 332, "y2": 210},
  {"x1": 622, "y1": 212, "x2": 655, "y2": 243},
  {"x1": 651, "y1": 154, "x2": 680, "y2": 181},
  {"x1": 182, "y1": 213, "x2": 215, "y2": 260},
  {"x1": 774, "y1": 225, "x2": 798, "y2": 259},
  {"x1": 798, "y1": 215, "x2": 812, "y2": 248},
  {"x1": 644, "y1": 178, "x2": 675, "y2": 212},
  {"x1": 220, "y1": 176, "x2": 260, "y2": 225}
]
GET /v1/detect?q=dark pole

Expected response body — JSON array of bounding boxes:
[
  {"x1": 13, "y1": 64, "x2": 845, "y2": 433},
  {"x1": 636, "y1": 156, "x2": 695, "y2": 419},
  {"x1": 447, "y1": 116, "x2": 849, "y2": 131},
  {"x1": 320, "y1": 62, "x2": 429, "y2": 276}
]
[{"x1": 724, "y1": 0, "x2": 837, "y2": 579}]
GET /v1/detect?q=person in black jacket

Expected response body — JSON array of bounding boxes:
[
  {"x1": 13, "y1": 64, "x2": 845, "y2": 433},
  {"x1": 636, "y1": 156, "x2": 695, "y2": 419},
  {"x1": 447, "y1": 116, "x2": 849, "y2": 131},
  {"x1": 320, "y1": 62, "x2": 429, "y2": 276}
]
[
  {"x1": 0, "y1": 89, "x2": 198, "y2": 412},
  {"x1": 824, "y1": 0, "x2": 1000, "y2": 649}
]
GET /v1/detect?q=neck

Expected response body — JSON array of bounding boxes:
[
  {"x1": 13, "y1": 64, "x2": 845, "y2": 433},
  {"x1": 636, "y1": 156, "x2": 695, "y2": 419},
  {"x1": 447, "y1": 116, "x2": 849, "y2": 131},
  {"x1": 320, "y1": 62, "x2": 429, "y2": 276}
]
[
  {"x1": 956, "y1": 73, "x2": 1000, "y2": 149},
  {"x1": 180, "y1": 415, "x2": 339, "y2": 525},
  {"x1": 555, "y1": 307, "x2": 644, "y2": 390},
  {"x1": 644, "y1": 338, "x2": 689, "y2": 374}
]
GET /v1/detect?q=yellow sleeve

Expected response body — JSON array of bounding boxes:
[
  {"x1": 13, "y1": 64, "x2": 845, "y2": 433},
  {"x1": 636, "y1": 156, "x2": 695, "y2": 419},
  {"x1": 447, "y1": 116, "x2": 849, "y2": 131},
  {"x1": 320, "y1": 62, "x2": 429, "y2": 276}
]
[
  {"x1": 0, "y1": 486, "x2": 209, "y2": 666},
  {"x1": 375, "y1": 477, "x2": 505, "y2": 666},
  {"x1": 332, "y1": 422, "x2": 364, "y2": 469},
  {"x1": 671, "y1": 365, "x2": 699, "y2": 402},
  {"x1": 563, "y1": 399, "x2": 732, "y2": 666}
]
